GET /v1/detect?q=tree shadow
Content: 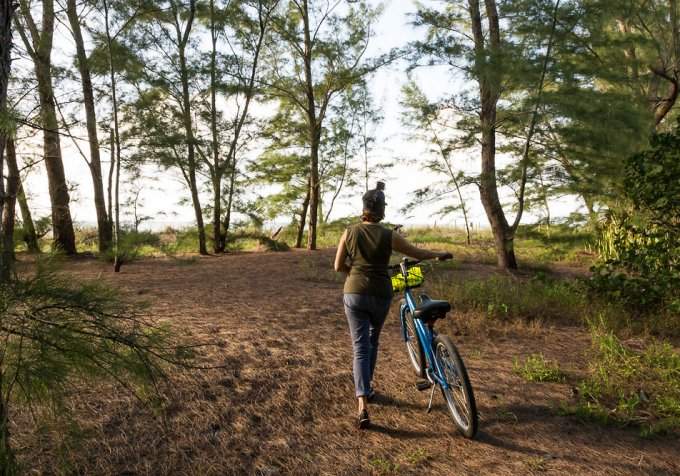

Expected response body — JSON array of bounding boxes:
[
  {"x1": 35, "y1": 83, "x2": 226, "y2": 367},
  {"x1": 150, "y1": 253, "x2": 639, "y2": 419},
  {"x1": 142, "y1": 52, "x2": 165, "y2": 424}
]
[{"x1": 368, "y1": 424, "x2": 440, "y2": 439}]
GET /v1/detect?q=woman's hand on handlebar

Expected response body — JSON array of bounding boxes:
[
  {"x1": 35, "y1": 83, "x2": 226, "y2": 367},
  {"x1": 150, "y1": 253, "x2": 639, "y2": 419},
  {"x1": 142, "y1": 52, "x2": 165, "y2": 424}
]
[{"x1": 437, "y1": 252, "x2": 453, "y2": 261}]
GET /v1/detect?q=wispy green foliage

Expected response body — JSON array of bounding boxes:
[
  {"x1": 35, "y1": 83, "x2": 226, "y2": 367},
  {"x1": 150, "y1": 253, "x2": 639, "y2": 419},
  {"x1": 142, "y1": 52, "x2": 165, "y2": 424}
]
[{"x1": 0, "y1": 263, "x2": 192, "y2": 470}]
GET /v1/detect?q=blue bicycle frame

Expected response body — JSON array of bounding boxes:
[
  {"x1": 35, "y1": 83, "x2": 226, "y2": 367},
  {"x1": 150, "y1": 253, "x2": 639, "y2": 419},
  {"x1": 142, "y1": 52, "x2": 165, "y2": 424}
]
[{"x1": 398, "y1": 268, "x2": 451, "y2": 391}]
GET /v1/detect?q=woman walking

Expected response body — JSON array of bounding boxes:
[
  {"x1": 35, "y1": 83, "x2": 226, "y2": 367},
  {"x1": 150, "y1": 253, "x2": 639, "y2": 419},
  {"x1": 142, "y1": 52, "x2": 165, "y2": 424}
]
[{"x1": 334, "y1": 182, "x2": 451, "y2": 429}]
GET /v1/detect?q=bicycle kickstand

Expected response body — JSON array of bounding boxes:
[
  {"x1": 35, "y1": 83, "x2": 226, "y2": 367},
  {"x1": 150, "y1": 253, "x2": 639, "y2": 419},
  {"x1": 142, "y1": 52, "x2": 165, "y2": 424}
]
[{"x1": 426, "y1": 384, "x2": 436, "y2": 414}]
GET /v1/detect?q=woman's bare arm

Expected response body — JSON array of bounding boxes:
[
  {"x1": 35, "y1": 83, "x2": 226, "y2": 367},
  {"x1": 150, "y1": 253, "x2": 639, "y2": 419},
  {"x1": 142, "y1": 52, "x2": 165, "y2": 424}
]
[
  {"x1": 334, "y1": 229, "x2": 351, "y2": 273},
  {"x1": 392, "y1": 232, "x2": 452, "y2": 261}
]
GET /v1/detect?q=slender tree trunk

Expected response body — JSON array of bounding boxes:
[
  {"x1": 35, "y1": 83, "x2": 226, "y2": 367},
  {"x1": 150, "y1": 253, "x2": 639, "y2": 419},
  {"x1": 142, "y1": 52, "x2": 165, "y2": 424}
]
[
  {"x1": 583, "y1": 194, "x2": 598, "y2": 226},
  {"x1": 296, "y1": 178, "x2": 311, "y2": 248},
  {"x1": 210, "y1": 0, "x2": 226, "y2": 253},
  {"x1": 108, "y1": 129, "x2": 114, "y2": 223},
  {"x1": 1, "y1": 140, "x2": 19, "y2": 280},
  {"x1": 66, "y1": 0, "x2": 111, "y2": 252},
  {"x1": 0, "y1": 3, "x2": 18, "y2": 472},
  {"x1": 538, "y1": 171, "x2": 551, "y2": 226},
  {"x1": 221, "y1": 161, "x2": 237, "y2": 249},
  {"x1": 0, "y1": 375, "x2": 16, "y2": 476},
  {"x1": 324, "y1": 121, "x2": 353, "y2": 222},
  {"x1": 510, "y1": 0, "x2": 560, "y2": 234},
  {"x1": 16, "y1": 179, "x2": 39, "y2": 253},
  {"x1": 17, "y1": 0, "x2": 76, "y2": 254},
  {"x1": 37, "y1": 72, "x2": 77, "y2": 254},
  {"x1": 469, "y1": 0, "x2": 517, "y2": 269},
  {"x1": 217, "y1": 3, "x2": 270, "y2": 251},
  {"x1": 0, "y1": 0, "x2": 13, "y2": 278},
  {"x1": 212, "y1": 177, "x2": 222, "y2": 252},
  {"x1": 209, "y1": 0, "x2": 222, "y2": 253},
  {"x1": 300, "y1": 0, "x2": 319, "y2": 250},
  {"x1": 103, "y1": 0, "x2": 123, "y2": 271},
  {"x1": 428, "y1": 123, "x2": 471, "y2": 245},
  {"x1": 175, "y1": 1, "x2": 207, "y2": 256},
  {"x1": 0, "y1": 151, "x2": 4, "y2": 280}
]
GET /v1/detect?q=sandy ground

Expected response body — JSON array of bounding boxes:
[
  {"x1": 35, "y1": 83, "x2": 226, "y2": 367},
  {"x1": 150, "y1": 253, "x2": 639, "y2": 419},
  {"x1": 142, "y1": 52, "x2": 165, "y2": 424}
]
[{"x1": 15, "y1": 249, "x2": 680, "y2": 475}]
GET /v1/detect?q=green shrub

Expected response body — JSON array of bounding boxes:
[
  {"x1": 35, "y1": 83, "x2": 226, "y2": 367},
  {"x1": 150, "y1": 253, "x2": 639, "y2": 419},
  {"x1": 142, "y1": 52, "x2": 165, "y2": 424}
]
[
  {"x1": 567, "y1": 324, "x2": 680, "y2": 436},
  {"x1": 589, "y1": 121, "x2": 680, "y2": 316},
  {"x1": 103, "y1": 230, "x2": 162, "y2": 263},
  {"x1": 513, "y1": 353, "x2": 565, "y2": 382}
]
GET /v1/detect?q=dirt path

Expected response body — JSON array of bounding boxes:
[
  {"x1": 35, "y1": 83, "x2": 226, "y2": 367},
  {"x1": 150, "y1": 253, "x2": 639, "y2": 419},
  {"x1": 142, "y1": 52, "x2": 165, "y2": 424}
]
[{"x1": 18, "y1": 250, "x2": 680, "y2": 475}]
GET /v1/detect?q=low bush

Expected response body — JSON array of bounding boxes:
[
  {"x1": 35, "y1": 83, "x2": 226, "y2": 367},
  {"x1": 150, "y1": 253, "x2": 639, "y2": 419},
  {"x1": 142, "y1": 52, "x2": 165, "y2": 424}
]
[
  {"x1": 102, "y1": 230, "x2": 162, "y2": 263},
  {"x1": 566, "y1": 324, "x2": 680, "y2": 436},
  {"x1": 588, "y1": 122, "x2": 680, "y2": 318}
]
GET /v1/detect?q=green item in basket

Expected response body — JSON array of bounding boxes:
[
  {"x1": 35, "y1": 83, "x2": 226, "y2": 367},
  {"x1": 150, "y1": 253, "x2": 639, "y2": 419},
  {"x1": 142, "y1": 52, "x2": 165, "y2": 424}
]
[{"x1": 391, "y1": 266, "x2": 424, "y2": 292}]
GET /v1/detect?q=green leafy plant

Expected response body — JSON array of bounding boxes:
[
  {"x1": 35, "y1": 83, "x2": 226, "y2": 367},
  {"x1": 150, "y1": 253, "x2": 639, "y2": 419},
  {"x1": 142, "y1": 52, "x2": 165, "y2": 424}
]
[
  {"x1": 589, "y1": 121, "x2": 680, "y2": 315},
  {"x1": 513, "y1": 354, "x2": 565, "y2": 383}
]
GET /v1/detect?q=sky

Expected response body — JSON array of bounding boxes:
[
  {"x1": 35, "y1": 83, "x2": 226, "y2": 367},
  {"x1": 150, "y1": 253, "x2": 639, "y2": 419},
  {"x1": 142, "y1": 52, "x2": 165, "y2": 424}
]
[{"x1": 16, "y1": 0, "x2": 583, "y2": 231}]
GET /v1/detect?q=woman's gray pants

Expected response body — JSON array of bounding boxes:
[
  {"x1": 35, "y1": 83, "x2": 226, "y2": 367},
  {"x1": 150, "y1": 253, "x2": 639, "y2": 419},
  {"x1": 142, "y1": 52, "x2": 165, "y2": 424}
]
[{"x1": 343, "y1": 293, "x2": 392, "y2": 397}]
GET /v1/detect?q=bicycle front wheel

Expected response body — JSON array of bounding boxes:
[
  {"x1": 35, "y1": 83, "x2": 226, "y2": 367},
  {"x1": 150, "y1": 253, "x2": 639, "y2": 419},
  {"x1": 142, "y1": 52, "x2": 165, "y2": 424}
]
[{"x1": 434, "y1": 335, "x2": 478, "y2": 439}]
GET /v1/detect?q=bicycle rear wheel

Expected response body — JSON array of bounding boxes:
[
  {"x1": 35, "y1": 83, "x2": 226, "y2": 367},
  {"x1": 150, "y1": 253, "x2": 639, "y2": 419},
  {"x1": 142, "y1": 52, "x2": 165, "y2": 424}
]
[
  {"x1": 403, "y1": 306, "x2": 425, "y2": 378},
  {"x1": 434, "y1": 335, "x2": 478, "y2": 438}
]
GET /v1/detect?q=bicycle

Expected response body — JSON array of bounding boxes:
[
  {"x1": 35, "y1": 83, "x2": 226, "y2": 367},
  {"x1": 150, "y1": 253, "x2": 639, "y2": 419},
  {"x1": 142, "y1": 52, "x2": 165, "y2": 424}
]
[{"x1": 391, "y1": 257, "x2": 478, "y2": 438}]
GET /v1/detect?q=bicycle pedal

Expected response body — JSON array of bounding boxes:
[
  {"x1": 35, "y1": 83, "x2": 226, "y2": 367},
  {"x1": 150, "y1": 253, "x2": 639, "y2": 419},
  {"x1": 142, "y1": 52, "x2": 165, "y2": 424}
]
[{"x1": 415, "y1": 380, "x2": 432, "y2": 391}]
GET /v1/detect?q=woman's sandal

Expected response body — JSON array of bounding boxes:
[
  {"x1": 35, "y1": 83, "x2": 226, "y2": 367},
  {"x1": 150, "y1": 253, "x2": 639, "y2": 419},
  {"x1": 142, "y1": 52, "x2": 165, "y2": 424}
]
[{"x1": 357, "y1": 409, "x2": 370, "y2": 429}]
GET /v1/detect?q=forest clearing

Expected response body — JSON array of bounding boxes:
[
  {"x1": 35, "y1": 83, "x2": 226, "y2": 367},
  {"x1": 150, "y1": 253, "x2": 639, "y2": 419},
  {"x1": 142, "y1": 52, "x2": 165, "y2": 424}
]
[
  {"x1": 7, "y1": 234, "x2": 680, "y2": 475},
  {"x1": 1, "y1": 0, "x2": 680, "y2": 474}
]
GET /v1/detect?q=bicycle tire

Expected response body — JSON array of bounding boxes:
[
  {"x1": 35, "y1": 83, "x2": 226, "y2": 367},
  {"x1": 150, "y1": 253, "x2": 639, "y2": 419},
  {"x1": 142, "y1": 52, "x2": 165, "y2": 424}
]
[
  {"x1": 402, "y1": 305, "x2": 425, "y2": 378},
  {"x1": 433, "y1": 335, "x2": 478, "y2": 439}
]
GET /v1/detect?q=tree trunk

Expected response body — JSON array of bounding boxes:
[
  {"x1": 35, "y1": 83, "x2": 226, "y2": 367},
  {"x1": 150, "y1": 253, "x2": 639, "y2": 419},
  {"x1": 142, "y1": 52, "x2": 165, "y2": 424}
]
[
  {"x1": 0, "y1": 0, "x2": 13, "y2": 265},
  {"x1": 296, "y1": 178, "x2": 311, "y2": 248},
  {"x1": 175, "y1": 1, "x2": 207, "y2": 256},
  {"x1": 16, "y1": 179, "x2": 39, "y2": 253},
  {"x1": 0, "y1": 3, "x2": 18, "y2": 472},
  {"x1": 221, "y1": 162, "x2": 237, "y2": 250},
  {"x1": 0, "y1": 373, "x2": 16, "y2": 476},
  {"x1": 17, "y1": 0, "x2": 76, "y2": 254},
  {"x1": 38, "y1": 73, "x2": 77, "y2": 254},
  {"x1": 179, "y1": 68, "x2": 207, "y2": 256},
  {"x1": 479, "y1": 122, "x2": 517, "y2": 269},
  {"x1": 209, "y1": 0, "x2": 222, "y2": 253},
  {"x1": 1, "y1": 139, "x2": 18, "y2": 280},
  {"x1": 103, "y1": 0, "x2": 123, "y2": 272},
  {"x1": 212, "y1": 177, "x2": 222, "y2": 253},
  {"x1": 306, "y1": 126, "x2": 321, "y2": 250},
  {"x1": 108, "y1": 129, "x2": 114, "y2": 223},
  {"x1": 470, "y1": 0, "x2": 517, "y2": 269},
  {"x1": 300, "y1": 0, "x2": 319, "y2": 251},
  {"x1": 66, "y1": 0, "x2": 111, "y2": 252}
]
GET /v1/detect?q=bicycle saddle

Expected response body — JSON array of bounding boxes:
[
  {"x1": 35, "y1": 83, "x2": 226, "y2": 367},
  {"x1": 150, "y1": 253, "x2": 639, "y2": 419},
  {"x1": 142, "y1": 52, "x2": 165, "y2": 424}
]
[{"x1": 413, "y1": 299, "x2": 451, "y2": 321}]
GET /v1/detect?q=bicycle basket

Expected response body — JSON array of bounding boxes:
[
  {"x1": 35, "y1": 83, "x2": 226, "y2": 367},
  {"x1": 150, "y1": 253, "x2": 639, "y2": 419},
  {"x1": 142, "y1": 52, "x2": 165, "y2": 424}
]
[{"x1": 391, "y1": 266, "x2": 424, "y2": 292}]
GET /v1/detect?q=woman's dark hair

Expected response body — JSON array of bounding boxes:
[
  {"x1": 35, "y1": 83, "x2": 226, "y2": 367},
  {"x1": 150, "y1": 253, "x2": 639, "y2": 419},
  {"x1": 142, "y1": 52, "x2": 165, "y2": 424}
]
[{"x1": 361, "y1": 209, "x2": 383, "y2": 223}]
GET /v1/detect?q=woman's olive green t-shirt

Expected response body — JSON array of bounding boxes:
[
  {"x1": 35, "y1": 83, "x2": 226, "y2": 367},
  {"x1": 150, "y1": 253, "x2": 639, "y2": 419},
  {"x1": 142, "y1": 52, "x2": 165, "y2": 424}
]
[{"x1": 343, "y1": 223, "x2": 393, "y2": 298}]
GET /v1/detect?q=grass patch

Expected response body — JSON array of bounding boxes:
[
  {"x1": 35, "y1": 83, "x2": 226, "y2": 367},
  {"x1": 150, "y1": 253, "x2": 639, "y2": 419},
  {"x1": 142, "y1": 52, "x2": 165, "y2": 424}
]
[
  {"x1": 430, "y1": 274, "x2": 586, "y2": 323},
  {"x1": 514, "y1": 354, "x2": 566, "y2": 383},
  {"x1": 368, "y1": 457, "x2": 400, "y2": 475},
  {"x1": 564, "y1": 323, "x2": 680, "y2": 436}
]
